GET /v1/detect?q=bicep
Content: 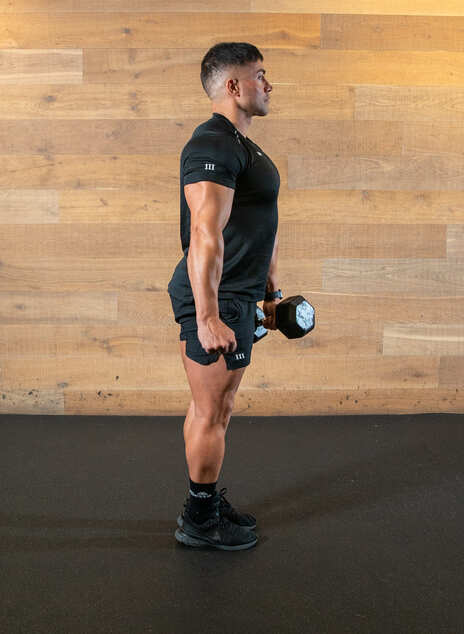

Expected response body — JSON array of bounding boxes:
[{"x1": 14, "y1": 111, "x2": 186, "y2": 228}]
[{"x1": 184, "y1": 181, "x2": 235, "y2": 236}]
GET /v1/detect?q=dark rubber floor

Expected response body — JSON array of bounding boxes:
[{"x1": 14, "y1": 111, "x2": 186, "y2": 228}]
[{"x1": 1, "y1": 412, "x2": 463, "y2": 634}]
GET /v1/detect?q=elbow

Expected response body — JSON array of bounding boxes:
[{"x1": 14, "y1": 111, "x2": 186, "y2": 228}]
[{"x1": 190, "y1": 224, "x2": 223, "y2": 245}]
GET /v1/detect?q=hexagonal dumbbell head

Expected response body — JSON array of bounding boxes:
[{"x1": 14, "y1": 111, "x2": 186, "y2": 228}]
[{"x1": 275, "y1": 295, "x2": 315, "y2": 339}]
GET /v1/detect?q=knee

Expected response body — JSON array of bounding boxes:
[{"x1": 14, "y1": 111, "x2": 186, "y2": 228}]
[
  {"x1": 196, "y1": 391, "x2": 235, "y2": 428},
  {"x1": 221, "y1": 391, "x2": 235, "y2": 424}
]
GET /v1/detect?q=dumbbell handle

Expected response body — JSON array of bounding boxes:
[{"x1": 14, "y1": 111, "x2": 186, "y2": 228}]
[{"x1": 256, "y1": 313, "x2": 279, "y2": 328}]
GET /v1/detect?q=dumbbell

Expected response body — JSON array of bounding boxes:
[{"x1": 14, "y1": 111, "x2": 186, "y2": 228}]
[{"x1": 253, "y1": 295, "x2": 315, "y2": 343}]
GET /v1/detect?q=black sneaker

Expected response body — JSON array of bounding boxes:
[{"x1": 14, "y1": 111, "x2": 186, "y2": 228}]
[
  {"x1": 174, "y1": 494, "x2": 258, "y2": 551},
  {"x1": 177, "y1": 487, "x2": 257, "y2": 530}
]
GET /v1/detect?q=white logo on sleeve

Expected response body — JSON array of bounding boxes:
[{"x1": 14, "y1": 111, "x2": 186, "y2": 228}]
[
  {"x1": 257, "y1": 151, "x2": 262, "y2": 156},
  {"x1": 204, "y1": 163, "x2": 215, "y2": 170},
  {"x1": 235, "y1": 352, "x2": 245, "y2": 360}
]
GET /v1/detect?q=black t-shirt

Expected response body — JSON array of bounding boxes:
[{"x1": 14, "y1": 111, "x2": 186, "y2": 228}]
[{"x1": 167, "y1": 112, "x2": 280, "y2": 303}]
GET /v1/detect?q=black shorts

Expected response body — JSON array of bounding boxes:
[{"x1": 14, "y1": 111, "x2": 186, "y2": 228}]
[{"x1": 168, "y1": 293, "x2": 256, "y2": 371}]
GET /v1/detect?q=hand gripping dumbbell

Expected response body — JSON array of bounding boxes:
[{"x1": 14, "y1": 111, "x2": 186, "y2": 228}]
[{"x1": 253, "y1": 295, "x2": 315, "y2": 343}]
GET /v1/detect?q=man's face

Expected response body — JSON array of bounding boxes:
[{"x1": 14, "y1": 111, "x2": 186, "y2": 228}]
[{"x1": 230, "y1": 60, "x2": 273, "y2": 115}]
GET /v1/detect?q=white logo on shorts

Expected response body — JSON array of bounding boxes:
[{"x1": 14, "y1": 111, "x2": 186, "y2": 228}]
[{"x1": 235, "y1": 352, "x2": 245, "y2": 360}]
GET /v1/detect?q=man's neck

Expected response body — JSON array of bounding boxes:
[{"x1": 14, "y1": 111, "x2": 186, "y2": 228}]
[{"x1": 211, "y1": 108, "x2": 251, "y2": 138}]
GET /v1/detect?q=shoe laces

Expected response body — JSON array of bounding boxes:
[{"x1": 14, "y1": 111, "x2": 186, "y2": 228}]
[
  {"x1": 182, "y1": 490, "x2": 236, "y2": 528},
  {"x1": 182, "y1": 497, "x2": 222, "y2": 527},
  {"x1": 218, "y1": 487, "x2": 231, "y2": 508}
]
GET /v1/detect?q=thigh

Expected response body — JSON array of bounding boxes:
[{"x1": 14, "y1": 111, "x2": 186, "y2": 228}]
[{"x1": 179, "y1": 339, "x2": 246, "y2": 418}]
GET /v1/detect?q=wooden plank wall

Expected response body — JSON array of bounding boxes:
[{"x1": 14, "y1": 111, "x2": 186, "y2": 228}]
[{"x1": 1, "y1": 1, "x2": 464, "y2": 416}]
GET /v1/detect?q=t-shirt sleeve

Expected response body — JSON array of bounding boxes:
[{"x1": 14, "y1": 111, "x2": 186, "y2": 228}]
[{"x1": 182, "y1": 134, "x2": 246, "y2": 190}]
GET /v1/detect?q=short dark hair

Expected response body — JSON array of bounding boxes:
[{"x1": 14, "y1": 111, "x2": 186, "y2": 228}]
[{"x1": 200, "y1": 42, "x2": 263, "y2": 100}]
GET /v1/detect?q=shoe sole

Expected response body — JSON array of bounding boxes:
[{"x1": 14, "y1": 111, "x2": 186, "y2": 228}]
[
  {"x1": 177, "y1": 514, "x2": 257, "y2": 531},
  {"x1": 175, "y1": 527, "x2": 258, "y2": 550}
]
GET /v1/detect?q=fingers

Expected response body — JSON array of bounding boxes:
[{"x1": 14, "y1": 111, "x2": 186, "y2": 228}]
[
  {"x1": 263, "y1": 315, "x2": 276, "y2": 329},
  {"x1": 207, "y1": 336, "x2": 236, "y2": 354},
  {"x1": 225, "y1": 338, "x2": 237, "y2": 354},
  {"x1": 198, "y1": 319, "x2": 237, "y2": 354}
]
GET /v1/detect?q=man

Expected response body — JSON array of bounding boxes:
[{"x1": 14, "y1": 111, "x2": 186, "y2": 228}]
[{"x1": 167, "y1": 42, "x2": 281, "y2": 550}]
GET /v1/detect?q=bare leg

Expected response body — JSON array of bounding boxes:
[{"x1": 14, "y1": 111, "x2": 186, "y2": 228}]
[
  {"x1": 179, "y1": 340, "x2": 246, "y2": 483},
  {"x1": 183, "y1": 399, "x2": 195, "y2": 448}
]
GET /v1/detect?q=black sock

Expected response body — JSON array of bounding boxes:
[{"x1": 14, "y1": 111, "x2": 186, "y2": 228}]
[{"x1": 187, "y1": 478, "x2": 218, "y2": 523}]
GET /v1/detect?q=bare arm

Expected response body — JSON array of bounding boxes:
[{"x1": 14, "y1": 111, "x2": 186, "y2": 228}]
[{"x1": 184, "y1": 180, "x2": 235, "y2": 324}]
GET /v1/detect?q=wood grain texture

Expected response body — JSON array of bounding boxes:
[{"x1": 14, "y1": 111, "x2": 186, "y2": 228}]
[
  {"x1": 278, "y1": 190, "x2": 464, "y2": 225},
  {"x1": 402, "y1": 123, "x2": 464, "y2": 155},
  {"x1": 0, "y1": 50, "x2": 82, "y2": 84},
  {"x1": 0, "y1": 258, "x2": 177, "y2": 292},
  {"x1": 0, "y1": 389, "x2": 64, "y2": 414},
  {"x1": 447, "y1": 225, "x2": 464, "y2": 257},
  {"x1": 4, "y1": 1, "x2": 464, "y2": 16},
  {"x1": 0, "y1": 190, "x2": 59, "y2": 223},
  {"x1": 322, "y1": 14, "x2": 464, "y2": 51},
  {"x1": 62, "y1": 388, "x2": 464, "y2": 416},
  {"x1": 0, "y1": 117, "x2": 209, "y2": 154},
  {"x1": 0, "y1": 1, "x2": 252, "y2": 11},
  {"x1": 0, "y1": 292, "x2": 118, "y2": 323},
  {"x1": 383, "y1": 325, "x2": 464, "y2": 356},
  {"x1": 323, "y1": 259, "x2": 464, "y2": 296},
  {"x1": 288, "y1": 155, "x2": 464, "y2": 191},
  {"x1": 0, "y1": 154, "x2": 181, "y2": 187},
  {"x1": 439, "y1": 357, "x2": 464, "y2": 387},
  {"x1": 1, "y1": 9, "x2": 463, "y2": 415},
  {"x1": 355, "y1": 87, "x2": 464, "y2": 122},
  {"x1": 251, "y1": 1, "x2": 464, "y2": 16},
  {"x1": 0, "y1": 14, "x2": 319, "y2": 48}
]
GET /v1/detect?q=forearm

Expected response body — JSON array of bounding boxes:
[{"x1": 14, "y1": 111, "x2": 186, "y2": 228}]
[
  {"x1": 265, "y1": 233, "x2": 279, "y2": 294},
  {"x1": 187, "y1": 228, "x2": 223, "y2": 322}
]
